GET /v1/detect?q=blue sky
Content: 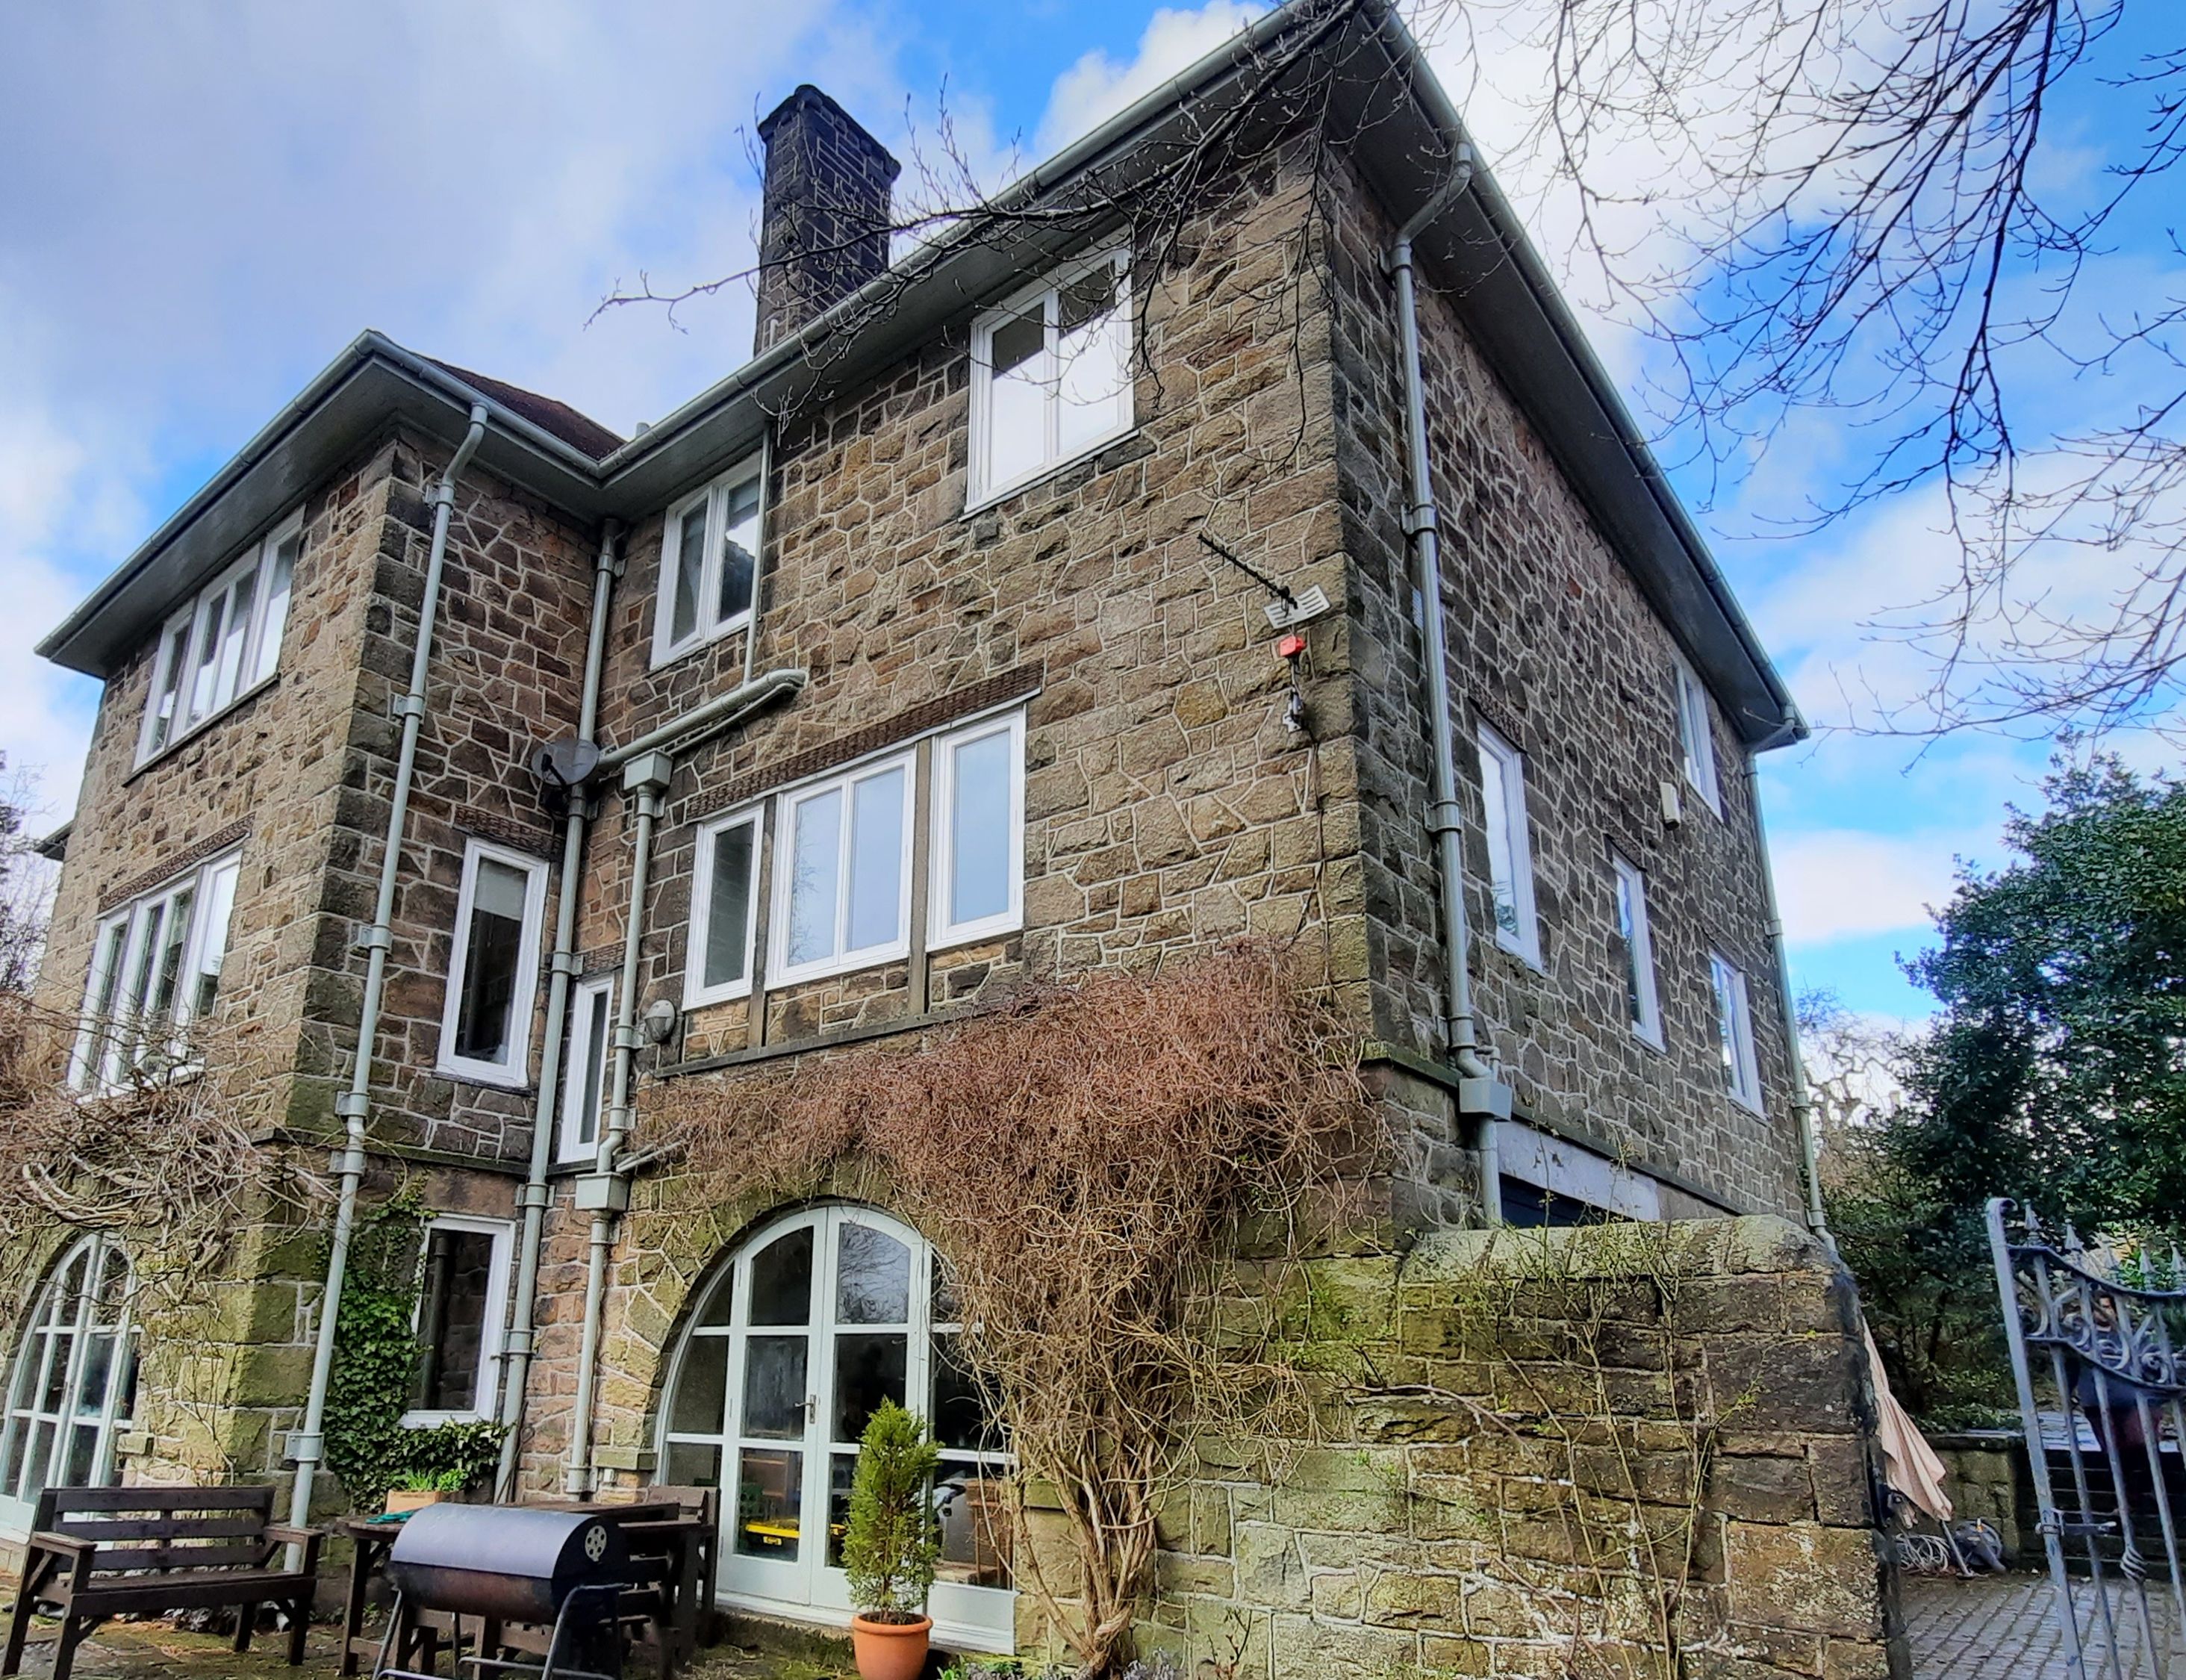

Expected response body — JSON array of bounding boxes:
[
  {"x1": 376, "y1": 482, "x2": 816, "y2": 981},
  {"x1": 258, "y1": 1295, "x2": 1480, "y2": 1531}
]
[{"x1": 4, "y1": 0, "x2": 2174, "y2": 1026}]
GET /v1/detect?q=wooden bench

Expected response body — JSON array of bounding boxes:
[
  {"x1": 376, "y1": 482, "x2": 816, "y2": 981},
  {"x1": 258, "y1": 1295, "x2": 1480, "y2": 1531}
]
[{"x1": 1, "y1": 1485, "x2": 322, "y2": 1680}]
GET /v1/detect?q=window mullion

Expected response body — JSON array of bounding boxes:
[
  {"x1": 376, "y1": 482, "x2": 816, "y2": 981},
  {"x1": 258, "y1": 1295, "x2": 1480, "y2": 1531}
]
[{"x1": 702, "y1": 487, "x2": 724, "y2": 637}]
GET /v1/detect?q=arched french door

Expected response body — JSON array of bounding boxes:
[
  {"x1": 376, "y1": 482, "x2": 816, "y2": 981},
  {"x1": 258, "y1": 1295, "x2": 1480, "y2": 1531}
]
[
  {"x1": 0, "y1": 1234, "x2": 139, "y2": 1535},
  {"x1": 657, "y1": 1205, "x2": 1014, "y2": 1652}
]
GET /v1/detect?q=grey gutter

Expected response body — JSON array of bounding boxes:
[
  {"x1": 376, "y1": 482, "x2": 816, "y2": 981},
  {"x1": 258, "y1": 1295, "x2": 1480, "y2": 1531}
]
[
  {"x1": 37, "y1": 332, "x2": 608, "y2": 674},
  {"x1": 1354, "y1": 0, "x2": 1804, "y2": 743}
]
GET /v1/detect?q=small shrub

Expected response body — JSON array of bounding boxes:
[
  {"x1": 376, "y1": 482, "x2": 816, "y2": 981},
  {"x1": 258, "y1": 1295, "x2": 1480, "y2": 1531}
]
[{"x1": 841, "y1": 1400, "x2": 940, "y2": 1622}]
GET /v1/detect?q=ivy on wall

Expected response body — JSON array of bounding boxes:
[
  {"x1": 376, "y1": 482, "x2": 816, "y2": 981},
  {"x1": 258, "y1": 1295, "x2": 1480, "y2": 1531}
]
[{"x1": 321, "y1": 1189, "x2": 505, "y2": 1512}]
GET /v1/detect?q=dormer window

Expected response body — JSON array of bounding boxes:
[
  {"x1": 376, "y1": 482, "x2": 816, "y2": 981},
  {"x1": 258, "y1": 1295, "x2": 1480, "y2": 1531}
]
[
  {"x1": 136, "y1": 510, "x2": 301, "y2": 765},
  {"x1": 653, "y1": 458, "x2": 762, "y2": 667},
  {"x1": 968, "y1": 246, "x2": 1133, "y2": 507}
]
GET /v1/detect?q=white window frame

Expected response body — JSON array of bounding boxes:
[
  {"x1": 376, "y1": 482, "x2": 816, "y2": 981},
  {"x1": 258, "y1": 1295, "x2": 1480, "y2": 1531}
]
[
  {"x1": 767, "y1": 749, "x2": 918, "y2": 989},
  {"x1": 1710, "y1": 952, "x2": 1764, "y2": 1112},
  {"x1": 557, "y1": 974, "x2": 616, "y2": 1165},
  {"x1": 1610, "y1": 851, "x2": 1663, "y2": 1049},
  {"x1": 399, "y1": 1214, "x2": 512, "y2": 1428},
  {"x1": 69, "y1": 847, "x2": 243, "y2": 1095},
  {"x1": 651, "y1": 456, "x2": 764, "y2": 668},
  {"x1": 685, "y1": 810, "x2": 763, "y2": 1008},
  {"x1": 134, "y1": 508, "x2": 302, "y2": 765},
  {"x1": 1673, "y1": 659, "x2": 1722, "y2": 814},
  {"x1": 967, "y1": 245, "x2": 1134, "y2": 509},
  {"x1": 928, "y1": 710, "x2": 1027, "y2": 951},
  {"x1": 1476, "y1": 722, "x2": 1542, "y2": 968},
  {"x1": 0, "y1": 1234, "x2": 140, "y2": 1537},
  {"x1": 436, "y1": 838, "x2": 549, "y2": 1087}
]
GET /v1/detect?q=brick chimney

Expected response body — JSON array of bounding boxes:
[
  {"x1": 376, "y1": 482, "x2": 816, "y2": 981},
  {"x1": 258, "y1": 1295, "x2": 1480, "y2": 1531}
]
[{"x1": 753, "y1": 85, "x2": 902, "y2": 355}]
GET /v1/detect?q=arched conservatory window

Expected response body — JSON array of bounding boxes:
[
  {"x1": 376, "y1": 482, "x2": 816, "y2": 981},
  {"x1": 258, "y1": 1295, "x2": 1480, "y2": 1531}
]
[
  {"x1": 658, "y1": 1204, "x2": 1013, "y2": 1652},
  {"x1": 0, "y1": 1235, "x2": 139, "y2": 1531}
]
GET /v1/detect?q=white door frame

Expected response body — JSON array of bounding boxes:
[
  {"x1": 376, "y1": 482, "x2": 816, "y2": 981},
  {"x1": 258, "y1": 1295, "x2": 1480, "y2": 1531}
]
[{"x1": 659, "y1": 1204, "x2": 1015, "y2": 1652}]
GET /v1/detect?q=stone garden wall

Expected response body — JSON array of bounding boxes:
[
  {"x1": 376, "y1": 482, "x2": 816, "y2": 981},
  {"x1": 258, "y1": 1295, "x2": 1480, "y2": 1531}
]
[{"x1": 1105, "y1": 1216, "x2": 1906, "y2": 1680}]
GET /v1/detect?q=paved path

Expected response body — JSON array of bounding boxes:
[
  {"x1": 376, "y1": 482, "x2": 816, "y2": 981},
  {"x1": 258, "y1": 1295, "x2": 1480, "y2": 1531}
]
[{"x1": 1908, "y1": 1572, "x2": 2183, "y2": 1679}]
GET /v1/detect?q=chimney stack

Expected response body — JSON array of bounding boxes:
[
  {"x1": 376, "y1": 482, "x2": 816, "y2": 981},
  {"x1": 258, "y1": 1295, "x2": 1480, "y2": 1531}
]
[{"x1": 753, "y1": 86, "x2": 902, "y2": 355}]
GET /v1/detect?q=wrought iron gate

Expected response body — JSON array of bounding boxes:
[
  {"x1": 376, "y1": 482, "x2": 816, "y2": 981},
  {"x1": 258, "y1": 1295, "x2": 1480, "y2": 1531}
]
[{"x1": 1988, "y1": 1198, "x2": 2186, "y2": 1680}]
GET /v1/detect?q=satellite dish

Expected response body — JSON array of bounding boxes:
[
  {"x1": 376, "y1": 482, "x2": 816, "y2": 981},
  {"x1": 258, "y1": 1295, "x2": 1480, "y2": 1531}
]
[{"x1": 529, "y1": 735, "x2": 602, "y2": 813}]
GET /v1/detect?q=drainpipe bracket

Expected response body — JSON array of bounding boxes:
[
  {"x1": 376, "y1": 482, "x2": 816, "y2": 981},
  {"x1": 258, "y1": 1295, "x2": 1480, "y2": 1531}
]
[
  {"x1": 354, "y1": 926, "x2": 394, "y2": 956},
  {"x1": 517, "y1": 1180, "x2": 552, "y2": 1213},
  {"x1": 548, "y1": 951, "x2": 584, "y2": 980},
  {"x1": 621, "y1": 751, "x2": 675, "y2": 797},
  {"x1": 390, "y1": 694, "x2": 428, "y2": 724},
  {"x1": 1402, "y1": 504, "x2": 1439, "y2": 538},
  {"x1": 1457, "y1": 1077, "x2": 1513, "y2": 1121},
  {"x1": 612, "y1": 1025, "x2": 646, "y2": 1054},
  {"x1": 1427, "y1": 799, "x2": 1465, "y2": 839},
  {"x1": 333, "y1": 1091, "x2": 370, "y2": 1121},
  {"x1": 572, "y1": 1172, "x2": 629, "y2": 1214},
  {"x1": 284, "y1": 1431, "x2": 323, "y2": 1467}
]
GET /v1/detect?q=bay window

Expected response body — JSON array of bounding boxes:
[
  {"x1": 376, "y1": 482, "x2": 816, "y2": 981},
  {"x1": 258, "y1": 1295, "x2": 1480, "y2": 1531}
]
[
  {"x1": 70, "y1": 849, "x2": 242, "y2": 1093},
  {"x1": 653, "y1": 458, "x2": 762, "y2": 667},
  {"x1": 968, "y1": 247, "x2": 1133, "y2": 505},
  {"x1": 137, "y1": 510, "x2": 300, "y2": 763},
  {"x1": 437, "y1": 839, "x2": 548, "y2": 1086}
]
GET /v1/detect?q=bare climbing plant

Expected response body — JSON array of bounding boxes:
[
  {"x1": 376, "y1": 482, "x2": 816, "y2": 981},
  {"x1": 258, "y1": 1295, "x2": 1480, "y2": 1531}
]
[
  {"x1": 644, "y1": 945, "x2": 1381, "y2": 1679},
  {"x1": 0, "y1": 993, "x2": 323, "y2": 1318}
]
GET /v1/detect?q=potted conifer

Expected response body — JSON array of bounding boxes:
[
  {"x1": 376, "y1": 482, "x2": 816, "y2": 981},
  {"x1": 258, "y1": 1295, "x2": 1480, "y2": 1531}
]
[{"x1": 842, "y1": 1399, "x2": 941, "y2": 1680}]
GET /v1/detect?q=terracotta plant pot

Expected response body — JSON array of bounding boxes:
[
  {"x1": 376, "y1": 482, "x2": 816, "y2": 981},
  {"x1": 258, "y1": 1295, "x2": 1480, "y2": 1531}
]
[
  {"x1": 383, "y1": 1488, "x2": 447, "y2": 1515},
  {"x1": 850, "y1": 1612, "x2": 931, "y2": 1680}
]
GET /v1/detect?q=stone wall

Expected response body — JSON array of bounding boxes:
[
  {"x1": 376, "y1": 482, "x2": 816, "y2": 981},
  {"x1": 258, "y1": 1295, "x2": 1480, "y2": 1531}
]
[
  {"x1": 1321, "y1": 152, "x2": 1806, "y2": 1217},
  {"x1": 1121, "y1": 1215, "x2": 1905, "y2": 1680}
]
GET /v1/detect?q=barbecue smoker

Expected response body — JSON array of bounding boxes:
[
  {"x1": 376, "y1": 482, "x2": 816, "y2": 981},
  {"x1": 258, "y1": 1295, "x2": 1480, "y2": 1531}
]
[{"x1": 373, "y1": 1505, "x2": 632, "y2": 1680}]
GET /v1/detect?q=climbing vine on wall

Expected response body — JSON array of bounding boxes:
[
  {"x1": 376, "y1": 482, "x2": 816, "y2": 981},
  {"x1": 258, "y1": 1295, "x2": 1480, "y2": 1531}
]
[
  {"x1": 322, "y1": 1189, "x2": 505, "y2": 1512},
  {"x1": 647, "y1": 944, "x2": 1380, "y2": 1679}
]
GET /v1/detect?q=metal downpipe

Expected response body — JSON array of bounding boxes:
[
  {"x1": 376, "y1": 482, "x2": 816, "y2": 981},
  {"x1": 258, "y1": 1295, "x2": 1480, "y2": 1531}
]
[
  {"x1": 557, "y1": 667, "x2": 805, "y2": 1496},
  {"x1": 288, "y1": 404, "x2": 489, "y2": 1535},
  {"x1": 494, "y1": 521, "x2": 621, "y2": 1499},
  {"x1": 1748, "y1": 716, "x2": 1833, "y2": 1248},
  {"x1": 1386, "y1": 150, "x2": 1507, "y2": 1222},
  {"x1": 564, "y1": 774, "x2": 662, "y2": 1496}
]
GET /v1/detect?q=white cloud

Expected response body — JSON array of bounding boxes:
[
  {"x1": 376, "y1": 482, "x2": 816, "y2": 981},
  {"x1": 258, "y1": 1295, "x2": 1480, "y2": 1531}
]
[
  {"x1": 1037, "y1": 2, "x2": 1265, "y2": 157},
  {"x1": 0, "y1": 0, "x2": 915, "y2": 824},
  {"x1": 1769, "y1": 827, "x2": 1982, "y2": 945}
]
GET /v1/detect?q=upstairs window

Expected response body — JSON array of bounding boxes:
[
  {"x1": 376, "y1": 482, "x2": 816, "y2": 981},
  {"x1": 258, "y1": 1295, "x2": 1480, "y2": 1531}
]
[
  {"x1": 1476, "y1": 722, "x2": 1541, "y2": 968},
  {"x1": 653, "y1": 459, "x2": 762, "y2": 667},
  {"x1": 558, "y1": 974, "x2": 615, "y2": 1164},
  {"x1": 929, "y1": 711, "x2": 1025, "y2": 948},
  {"x1": 70, "y1": 849, "x2": 242, "y2": 1093},
  {"x1": 137, "y1": 511, "x2": 300, "y2": 764},
  {"x1": 969, "y1": 247, "x2": 1133, "y2": 505},
  {"x1": 686, "y1": 710, "x2": 1029, "y2": 1003},
  {"x1": 685, "y1": 812, "x2": 761, "y2": 1008},
  {"x1": 1610, "y1": 852, "x2": 1663, "y2": 1048},
  {"x1": 1673, "y1": 659, "x2": 1721, "y2": 813},
  {"x1": 1710, "y1": 952, "x2": 1763, "y2": 1111},
  {"x1": 776, "y1": 753, "x2": 915, "y2": 986},
  {"x1": 437, "y1": 839, "x2": 548, "y2": 1086}
]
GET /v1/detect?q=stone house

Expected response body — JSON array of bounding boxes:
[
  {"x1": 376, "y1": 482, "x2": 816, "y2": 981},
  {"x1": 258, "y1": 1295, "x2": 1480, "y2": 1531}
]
[{"x1": 10, "y1": 1, "x2": 1896, "y2": 1673}]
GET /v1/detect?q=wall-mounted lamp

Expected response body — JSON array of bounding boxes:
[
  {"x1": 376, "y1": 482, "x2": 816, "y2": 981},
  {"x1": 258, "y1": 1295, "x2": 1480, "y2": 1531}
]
[{"x1": 641, "y1": 997, "x2": 680, "y2": 1046}]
